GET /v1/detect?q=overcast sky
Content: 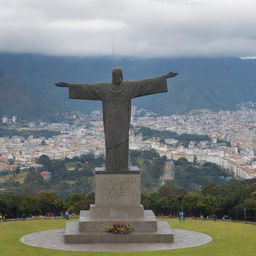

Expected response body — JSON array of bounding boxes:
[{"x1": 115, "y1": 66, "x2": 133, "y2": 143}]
[{"x1": 0, "y1": 0, "x2": 255, "y2": 58}]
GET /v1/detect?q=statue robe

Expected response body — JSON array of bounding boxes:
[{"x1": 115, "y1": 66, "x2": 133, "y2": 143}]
[{"x1": 69, "y1": 77, "x2": 168, "y2": 170}]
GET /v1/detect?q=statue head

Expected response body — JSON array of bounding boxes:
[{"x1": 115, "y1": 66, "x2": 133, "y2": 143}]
[{"x1": 112, "y1": 67, "x2": 123, "y2": 85}]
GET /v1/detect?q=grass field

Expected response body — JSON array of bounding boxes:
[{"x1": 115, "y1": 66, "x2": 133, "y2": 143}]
[{"x1": 0, "y1": 218, "x2": 255, "y2": 256}]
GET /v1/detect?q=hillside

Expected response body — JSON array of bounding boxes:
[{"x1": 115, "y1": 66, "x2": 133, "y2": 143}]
[
  {"x1": 0, "y1": 71, "x2": 55, "y2": 119},
  {"x1": 0, "y1": 53, "x2": 255, "y2": 119}
]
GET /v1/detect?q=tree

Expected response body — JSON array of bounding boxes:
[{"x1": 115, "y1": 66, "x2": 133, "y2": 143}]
[
  {"x1": 0, "y1": 194, "x2": 9, "y2": 216},
  {"x1": 15, "y1": 167, "x2": 21, "y2": 174},
  {"x1": 40, "y1": 139, "x2": 47, "y2": 146},
  {"x1": 183, "y1": 193, "x2": 203, "y2": 217},
  {"x1": 36, "y1": 154, "x2": 50, "y2": 165},
  {"x1": 201, "y1": 184, "x2": 224, "y2": 197},
  {"x1": 37, "y1": 191, "x2": 64, "y2": 215},
  {"x1": 19, "y1": 195, "x2": 40, "y2": 215},
  {"x1": 175, "y1": 157, "x2": 189, "y2": 166},
  {"x1": 0, "y1": 192, "x2": 22, "y2": 218},
  {"x1": 64, "y1": 193, "x2": 95, "y2": 214}
]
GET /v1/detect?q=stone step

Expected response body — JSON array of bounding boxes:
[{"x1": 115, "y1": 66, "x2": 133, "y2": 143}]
[
  {"x1": 79, "y1": 210, "x2": 157, "y2": 232},
  {"x1": 80, "y1": 209, "x2": 156, "y2": 220},
  {"x1": 65, "y1": 221, "x2": 174, "y2": 244}
]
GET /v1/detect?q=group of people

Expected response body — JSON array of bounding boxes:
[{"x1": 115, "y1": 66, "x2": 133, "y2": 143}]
[{"x1": 178, "y1": 211, "x2": 185, "y2": 221}]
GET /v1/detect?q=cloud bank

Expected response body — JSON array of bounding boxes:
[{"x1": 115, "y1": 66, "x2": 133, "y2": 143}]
[{"x1": 0, "y1": 0, "x2": 255, "y2": 57}]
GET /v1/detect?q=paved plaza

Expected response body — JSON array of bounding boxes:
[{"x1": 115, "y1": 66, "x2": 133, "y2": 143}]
[{"x1": 20, "y1": 227, "x2": 212, "y2": 252}]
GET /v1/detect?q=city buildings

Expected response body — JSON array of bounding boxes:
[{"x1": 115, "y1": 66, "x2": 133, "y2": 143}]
[{"x1": 1, "y1": 107, "x2": 256, "y2": 179}]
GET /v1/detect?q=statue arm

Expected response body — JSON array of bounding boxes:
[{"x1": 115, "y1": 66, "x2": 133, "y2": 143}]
[
  {"x1": 129, "y1": 72, "x2": 178, "y2": 99},
  {"x1": 131, "y1": 72, "x2": 178, "y2": 84},
  {"x1": 55, "y1": 82, "x2": 89, "y2": 87},
  {"x1": 162, "y1": 72, "x2": 179, "y2": 79},
  {"x1": 55, "y1": 82, "x2": 107, "y2": 100}
]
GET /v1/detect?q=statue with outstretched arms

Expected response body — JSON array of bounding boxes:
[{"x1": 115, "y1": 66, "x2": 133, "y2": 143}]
[{"x1": 55, "y1": 68, "x2": 178, "y2": 171}]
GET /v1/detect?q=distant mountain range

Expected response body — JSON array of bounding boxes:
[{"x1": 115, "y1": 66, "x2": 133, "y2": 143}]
[{"x1": 0, "y1": 53, "x2": 255, "y2": 120}]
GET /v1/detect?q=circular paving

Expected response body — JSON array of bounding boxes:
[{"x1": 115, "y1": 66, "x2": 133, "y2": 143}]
[{"x1": 20, "y1": 228, "x2": 212, "y2": 252}]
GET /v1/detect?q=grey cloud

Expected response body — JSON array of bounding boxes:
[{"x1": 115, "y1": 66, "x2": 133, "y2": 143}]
[{"x1": 0, "y1": 0, "x2": 255, "y2": 57}]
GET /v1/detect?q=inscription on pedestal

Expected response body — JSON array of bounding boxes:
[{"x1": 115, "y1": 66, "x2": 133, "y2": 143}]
[
  {"x1": 95, "y1": 168, "x2": 141, "y2": 207},
  {"x1": 99, "y1": 176, "x2": 138, "y2": 203}
]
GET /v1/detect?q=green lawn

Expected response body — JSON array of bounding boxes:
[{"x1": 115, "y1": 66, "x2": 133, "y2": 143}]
[{"x1": 0, "y1": 218, "x2": 255, "y2": 256}]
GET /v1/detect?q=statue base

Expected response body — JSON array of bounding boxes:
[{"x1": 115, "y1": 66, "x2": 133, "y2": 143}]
[{"x1": 64, "y1": 167, "x2": 174, "y2": 243}]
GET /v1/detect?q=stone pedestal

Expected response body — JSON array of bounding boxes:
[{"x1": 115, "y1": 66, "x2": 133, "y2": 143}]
[
  {"x1": 91, "y1": 167, "x2": 144, "y2": 219},
  {"x1": 64, "y1": 167, "x2": 174, "y2": 243}
]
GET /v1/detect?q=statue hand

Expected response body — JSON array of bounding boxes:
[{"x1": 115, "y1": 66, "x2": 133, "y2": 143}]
[
  {"x1": 165, "y1": 72, "x2": 179, "y2": 79},
  {"x1": 55, "y1": 82, "x2": 69, "y2": 87}
]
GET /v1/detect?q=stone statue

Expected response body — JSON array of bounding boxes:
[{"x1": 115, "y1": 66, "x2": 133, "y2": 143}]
[{"x1": 55, "y1": 68, "x2": 178, "y2": 171}]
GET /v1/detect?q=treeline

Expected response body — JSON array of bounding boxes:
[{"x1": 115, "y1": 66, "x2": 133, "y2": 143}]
[
  {"x1": 173, "y1": 158, "x2": 233, "y2": 191},
  {"x1": 143, "y1": 181, "x2": 256, "y2": 221},
  {"x1": 1, "y1": 150, "x2": 233, "y2": 196},
  {"x1": 2, "y1": 150, "x2": 165, "y2": 196},
  {"x1": 2, "y1": 154, "x2": 104, "y2": 198},
  {"x1": 0, "y1": 191, "x2": 94, "y2": 218},
  {"x1": 0, "y1": 127, "x2": 60, "y2": 138},
  {"x1": 136, "y1": 127, "x2": 211, "y2": 147},
  {"x1": 136, "y1": 127, "x2": 231, "y2": 147},
  {"x1": 1, "y1": 180, "x2": 255, "y2": 221}
]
